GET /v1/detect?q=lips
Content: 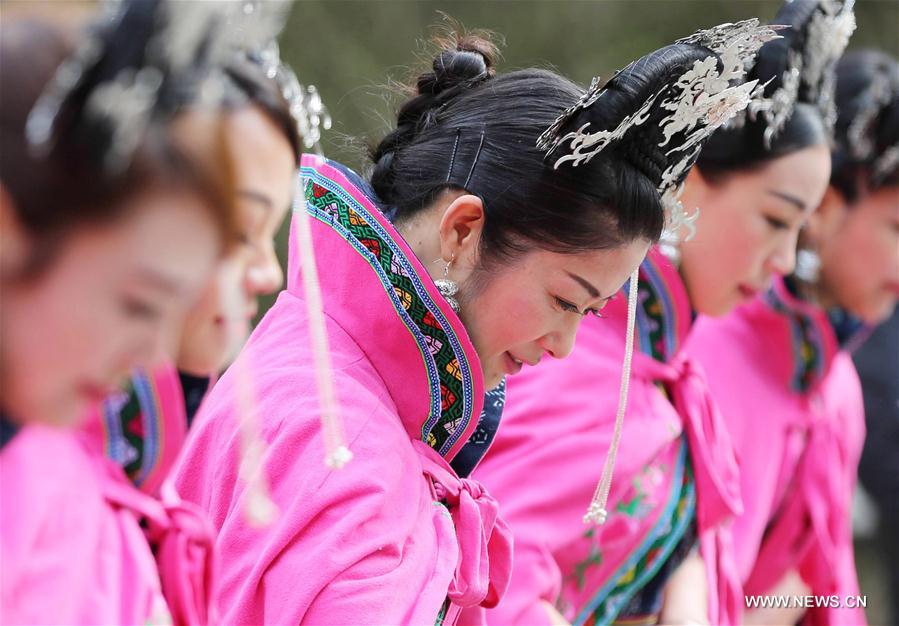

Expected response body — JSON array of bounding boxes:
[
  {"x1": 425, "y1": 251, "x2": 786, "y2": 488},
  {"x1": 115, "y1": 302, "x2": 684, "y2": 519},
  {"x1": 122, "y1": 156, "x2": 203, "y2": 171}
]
[
  {"x1": 737, "y1": 283, "x2": 762, "y2": 300},
  {"x1": 503, "y1": 352, "x2": 524, "y2": 376}
]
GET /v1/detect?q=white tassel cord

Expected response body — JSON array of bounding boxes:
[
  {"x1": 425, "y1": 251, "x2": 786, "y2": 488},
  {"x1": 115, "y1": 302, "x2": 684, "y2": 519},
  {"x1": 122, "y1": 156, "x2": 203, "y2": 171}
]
[
  {"x1": 583, "y1": 267, "x2": 640, "y2": 525},
  {"x1": 293, "y1": 174, "x2": 352, "y2": 469},
  {"x1": 235, "y1": 352, "x2": 279, "y2": 527}
]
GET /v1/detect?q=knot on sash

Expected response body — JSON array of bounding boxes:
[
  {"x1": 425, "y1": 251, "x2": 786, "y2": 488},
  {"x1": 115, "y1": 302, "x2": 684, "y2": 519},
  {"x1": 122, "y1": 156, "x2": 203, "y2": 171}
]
[
  {"x1": 103, "y1": 467, "x2": 216, "y2": 626},
  {"x1": 639, "y1": 353, "x2": 743, "y2": 530},
  {"x1": 413, "y1": 440, "x2": 513, "y2": 609}
]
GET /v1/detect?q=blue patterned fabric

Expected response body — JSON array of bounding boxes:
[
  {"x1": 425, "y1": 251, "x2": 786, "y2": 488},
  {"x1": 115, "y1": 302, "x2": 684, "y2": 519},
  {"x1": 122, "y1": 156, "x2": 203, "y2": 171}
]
[{"x1": 450, "y1": 379, "x2": 506, "y2": 478}]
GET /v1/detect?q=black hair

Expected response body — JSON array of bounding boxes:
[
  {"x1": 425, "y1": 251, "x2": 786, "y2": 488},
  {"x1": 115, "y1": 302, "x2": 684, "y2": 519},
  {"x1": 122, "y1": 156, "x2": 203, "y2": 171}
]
[
  {"x1": 369, "y1": 31, "x2": 679, "y2": 265},
  {"x1": 0, "y1": 13, "x2": 235, "y2": 277},
  {"x1": 222, "y1": 57, "x2": 302, "y2": 163},
  {"x1": 697, "y1": 0, "x2": 833, "y2": 179},
  {"x1": 830, "y1": 50, "x2": 899, "y2": 202}
]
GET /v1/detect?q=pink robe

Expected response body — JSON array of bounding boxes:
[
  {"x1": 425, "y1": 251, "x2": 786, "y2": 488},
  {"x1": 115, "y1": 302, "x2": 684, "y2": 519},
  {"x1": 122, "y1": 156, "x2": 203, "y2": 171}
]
[
  {"x1": 470, "y1": 248, "x2": 742, "y2": 625},
  {"x1": 174, "y1": 155, "x2": 512, "y2": 625},
  {"x1": 685, "y1": 277, "x2": 867, "y2": 626},
  {"x1": 1, "y1": 364, "x2": 217, "y2": 625},
  {"x1": 1, "y1": 425, "x2": 172, "y2": 624}
]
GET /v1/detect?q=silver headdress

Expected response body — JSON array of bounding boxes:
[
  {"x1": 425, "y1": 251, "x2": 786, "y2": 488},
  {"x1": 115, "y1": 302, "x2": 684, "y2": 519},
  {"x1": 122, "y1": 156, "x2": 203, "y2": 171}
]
[
  {"x1": 841, "y1": 68, "x2": 899, "y2": 186},
  {"x1": 25, "y1": 0, "x2": 303, "y2": 171},
  {"x1": 539, "y1": 19, "x2": 779, "y2": 244},
  {"x1": 537, "y1": 20, "x2": 778, "y2": 527},
  {"x1": 252, "y1": 40, "x2": 332, "y2": 153},
  {"x1": 738, "y1": 0, "x2": 856, "y2": 148}
]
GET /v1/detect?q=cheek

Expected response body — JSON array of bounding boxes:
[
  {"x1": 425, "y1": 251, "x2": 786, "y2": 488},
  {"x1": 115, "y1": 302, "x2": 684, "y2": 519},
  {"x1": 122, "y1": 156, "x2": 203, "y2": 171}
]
[{"x1": 463, "y1": 279, "x2": 546, "y2": 354}]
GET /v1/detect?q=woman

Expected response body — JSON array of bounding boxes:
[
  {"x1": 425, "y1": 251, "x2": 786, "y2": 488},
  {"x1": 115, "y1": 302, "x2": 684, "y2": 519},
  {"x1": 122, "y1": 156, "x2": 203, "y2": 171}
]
[
  {"x1": 470, "y1": 2, "x2": 852, "y2": 624},
  {"x1": 686, "y1": 48, "x2": 898, "y2": 626},
  {"x1": 89, "y1": 54, "x2": 309, "y2": 498},
  {"x1": 173, "y1": 21, "x2": 759, "y2": 624},
  {"x1": 0, "y1": 1, "x2": 280, "y2": 622}
]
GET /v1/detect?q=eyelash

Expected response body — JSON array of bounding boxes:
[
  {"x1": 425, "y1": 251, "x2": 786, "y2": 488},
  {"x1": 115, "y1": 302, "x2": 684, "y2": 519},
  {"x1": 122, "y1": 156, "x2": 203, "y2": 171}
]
[
  {"x1": 764, "y1": 216, "x2": 790, "y2": 230},
  {"x1": 555, "y1": 297, "x2": 604, "y2": 318},
  {"x1": 121, "y1": 296, "x2": 161, "y2": 321}
]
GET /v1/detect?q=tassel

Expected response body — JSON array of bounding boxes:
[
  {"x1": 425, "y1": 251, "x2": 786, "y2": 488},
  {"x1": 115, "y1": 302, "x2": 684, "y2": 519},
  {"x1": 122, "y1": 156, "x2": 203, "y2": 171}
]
[
  {"x1": 584, "y1": 268, "x2": 640, "y2": 525},
  {"x1": 293, "y1": 173, "x2": 352, "y2": 469}
]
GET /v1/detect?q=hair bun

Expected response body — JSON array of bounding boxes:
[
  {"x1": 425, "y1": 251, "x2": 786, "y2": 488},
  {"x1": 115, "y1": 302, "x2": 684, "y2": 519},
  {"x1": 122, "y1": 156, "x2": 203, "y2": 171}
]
[{"x1": 418, "y1": 35, "x2": 497, "y2": 97}]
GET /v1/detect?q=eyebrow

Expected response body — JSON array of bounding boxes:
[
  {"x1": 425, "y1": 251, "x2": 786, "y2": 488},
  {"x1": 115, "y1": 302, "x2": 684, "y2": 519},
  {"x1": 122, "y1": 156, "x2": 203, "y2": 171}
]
[
  {"x1": 766, "y1": 189, "x2": 806, "y2": 211},
  {"x1": 134, "y1": 268, "x2": 181, "y2": 295},
  {"x1": 238, "y1": 188, "x2": 274, "y2": 210},
  {"x1": 566, "y1": 271, "x2": 602, "y2": 299}
]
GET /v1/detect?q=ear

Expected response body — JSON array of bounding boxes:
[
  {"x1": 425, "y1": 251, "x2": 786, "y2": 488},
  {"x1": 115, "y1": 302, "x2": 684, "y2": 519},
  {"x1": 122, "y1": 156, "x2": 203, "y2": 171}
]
[
  {"x1": 437, "y1": 193, "x2": 485, "y2": 276},
  {"x1": 0, "y1": 182, "x2": 32, "y2": 278},
  {"x1": 805, "y1": 185, "x2": 848, "y2": 245}
]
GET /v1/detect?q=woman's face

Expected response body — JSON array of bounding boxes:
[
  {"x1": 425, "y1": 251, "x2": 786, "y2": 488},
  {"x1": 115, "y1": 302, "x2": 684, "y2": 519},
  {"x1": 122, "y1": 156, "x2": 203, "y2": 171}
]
[
  {"x1": 459, "y1": 241, "x2": 650, "y2": 389},
  {"x1": 0, "y1": 190, "x2": 221, "y2": 427},
  {"x1": 679, "y1": 144, "x2": 832, "y2": 316},
  {"x1": 175, "y1": 106, "x2": 295, "y2": 375},
  {"x1": 814, "y1": 183, "x2": 899, "y2": 324}
]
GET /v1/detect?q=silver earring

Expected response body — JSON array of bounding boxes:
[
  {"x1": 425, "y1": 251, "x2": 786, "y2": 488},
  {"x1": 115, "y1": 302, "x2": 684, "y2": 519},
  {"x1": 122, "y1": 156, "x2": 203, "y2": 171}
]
[
  {"x1": 434, "y1": 253, "x2": 460, "y2": 313},
  {"x1": 795, "y1": 247, "x2": 821, "y2": 284}
]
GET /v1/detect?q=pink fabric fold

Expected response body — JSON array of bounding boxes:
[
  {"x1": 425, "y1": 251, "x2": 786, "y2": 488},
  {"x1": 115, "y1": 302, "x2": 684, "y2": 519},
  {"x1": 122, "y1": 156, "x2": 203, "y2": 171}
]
[
  {"x1": 637, "y1": 354, "x2": 743, "y2": 529},
  {"x1": 414, "y1": 440, "x2": 513, "y2": 609},
  {"x1": 0, "y1": 425, "x2": 172, "y2": 625},
  {"x1": 101, "y1": 472, "x2": 217, "y2": 626},
  {"x1": 687, "y1": 280, "x2": 866, "y2": 626}
]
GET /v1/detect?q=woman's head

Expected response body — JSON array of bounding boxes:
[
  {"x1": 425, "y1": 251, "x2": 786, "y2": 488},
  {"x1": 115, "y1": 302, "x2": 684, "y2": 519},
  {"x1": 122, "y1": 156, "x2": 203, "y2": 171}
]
[
  {"x1": 370, "y1": 24, "x2": 763, "y2": 386},
  {"x1": 176, "y1": 58, "x2": 300, "y2": 376},
  {"x1": 679, "y1": 0, "x2": 852, "y2": 316},
  {"x1": 0, "y1": 13, "x2": 237, "y2": 426},
  {"x1": 806, "y1": 50, "x2": 899, "y2": 324}
]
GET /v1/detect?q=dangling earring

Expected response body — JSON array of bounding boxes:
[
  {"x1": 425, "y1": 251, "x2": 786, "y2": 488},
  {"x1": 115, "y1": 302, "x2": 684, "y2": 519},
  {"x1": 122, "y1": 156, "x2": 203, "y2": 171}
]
[
  {"x1": 794, "y1": 247, "x2": 821, "y2": 284},
  {"x1": 434, "y1": 253, "x2": 460, "y2": 313}
]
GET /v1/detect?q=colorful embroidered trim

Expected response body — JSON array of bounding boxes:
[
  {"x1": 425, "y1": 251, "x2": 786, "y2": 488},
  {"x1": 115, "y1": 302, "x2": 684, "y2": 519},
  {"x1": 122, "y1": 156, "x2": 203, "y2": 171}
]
[
  {"x1": 570, "y1": 438, "x2": 696, "y2": 626},
  {"x1": 634, "y1": 255, "x2": 683, "y2": 362},
  {"x1": 764, "y1": 287, "x2": 827, "y2": 393},
  {"x1": 300, "y1": 166, "x2": 477, "y2": 458},
  {"x1": 101, "y1": 370, "x2": 163, "y2": 487}
]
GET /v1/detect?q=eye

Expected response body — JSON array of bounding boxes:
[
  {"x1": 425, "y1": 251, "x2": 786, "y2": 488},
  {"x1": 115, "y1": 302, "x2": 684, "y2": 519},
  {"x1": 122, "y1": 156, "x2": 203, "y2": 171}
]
[
  {"x1": 121, "y1": 295, "x2": 161, "y2": 321},
  {"x1": 555, "y1": 297, "x2": 605, "y2": 318},
  {"x1": 764, "y1": 215, "x2": 790, "y2": 230},
  {"x1": 555, "y1": 297, "x2": 580, "y2": 314}
]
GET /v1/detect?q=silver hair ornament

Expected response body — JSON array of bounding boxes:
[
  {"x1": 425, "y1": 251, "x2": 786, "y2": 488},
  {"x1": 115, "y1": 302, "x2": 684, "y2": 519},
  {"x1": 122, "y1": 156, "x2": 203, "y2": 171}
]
[
  {"x1": 542, "y1": 20, "x2": 777, "y2": 244},
  {"x1": 847, "y1": 73, "x2": 892, "y2": 161},
  {"x1": 25, "y1": 0, "x2": 296, "y2": 171},
  {"x1": 255, "y1": 40, "x2": 332, "y2": 152},
  {"x1": 872, "y1": 144, "x2": 899, "y2": 185},
  {"x1": 739, "y1": 0, "x2": 856, "y2": 147}
]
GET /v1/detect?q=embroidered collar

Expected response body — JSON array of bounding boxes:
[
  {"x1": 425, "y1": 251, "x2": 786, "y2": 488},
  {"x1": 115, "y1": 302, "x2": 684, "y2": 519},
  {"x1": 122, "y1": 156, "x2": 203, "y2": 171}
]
[
  {"x1": 298, "y1": 155, "x2": 484, "y2": 461},
  {"x1": 763, "y1": 277, "x2": 843, "y2": 393},
  {"x1": 633, "y1": 247, "x2": 695, "y2": 363}
]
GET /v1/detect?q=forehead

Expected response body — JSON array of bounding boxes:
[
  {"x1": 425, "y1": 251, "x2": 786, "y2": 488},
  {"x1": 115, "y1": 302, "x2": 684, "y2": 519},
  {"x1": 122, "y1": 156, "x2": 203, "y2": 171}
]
[{"x1": 523, "y1": 242, "x2": 649, "y2": 290}]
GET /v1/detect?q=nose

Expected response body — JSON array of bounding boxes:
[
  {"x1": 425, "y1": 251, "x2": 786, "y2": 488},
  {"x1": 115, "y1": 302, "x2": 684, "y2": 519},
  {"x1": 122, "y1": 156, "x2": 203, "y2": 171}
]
[
  {"x1": 539, "y1": 316, "x2": 580, "y2": 360},
  {"x1": 768, "y1": 232, "x2": 799, "y2": 277},
  {"x1": 246, "y1": 247, "x2": 284, "y2": 297}
]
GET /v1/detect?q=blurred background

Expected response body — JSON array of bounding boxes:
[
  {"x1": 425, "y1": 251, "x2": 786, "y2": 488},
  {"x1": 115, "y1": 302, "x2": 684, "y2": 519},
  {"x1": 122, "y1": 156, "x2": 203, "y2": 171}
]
[{"x1": 2, "y1": 1, "x2": 897, "y2": 623}]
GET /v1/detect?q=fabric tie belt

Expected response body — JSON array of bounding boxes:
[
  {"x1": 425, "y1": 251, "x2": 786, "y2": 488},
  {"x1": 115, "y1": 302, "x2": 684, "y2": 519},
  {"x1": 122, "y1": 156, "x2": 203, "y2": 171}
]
[
  {"x1": 102, "y1": 463, "x2": 216, "y2": 626},
  {"x1": 413, "y1": 439, "x2": 513, "y2": 609}
]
